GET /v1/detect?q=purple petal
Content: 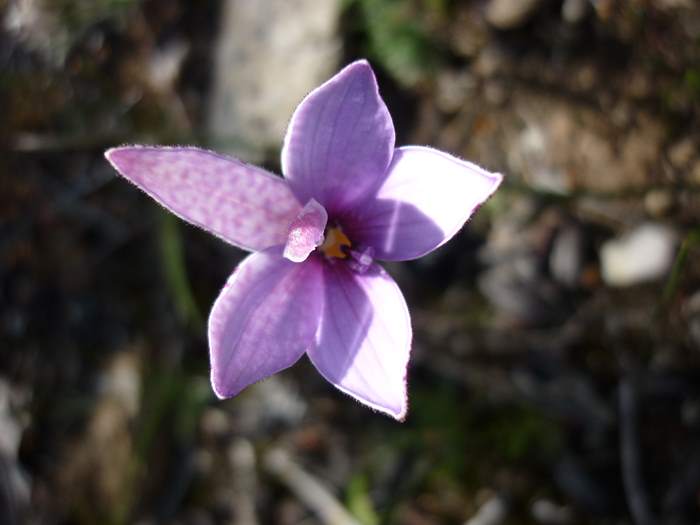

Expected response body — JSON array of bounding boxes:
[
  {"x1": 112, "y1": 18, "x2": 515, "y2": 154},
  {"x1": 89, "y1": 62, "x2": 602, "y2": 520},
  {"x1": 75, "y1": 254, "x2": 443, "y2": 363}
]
[
  {"x1": 307, "y1": 262, "x2": 411, "y2": 420},
  {"x1": 209, "y1": 248, "x2": 324, "y2": 398},
  {"x1": 106, "y1": 146, "x2": 302, "y2": 252},
  {"x1": 281, "y1": 60, "x2": 395, "y2": 215},
  {"x1": 283, "y1": 199, "x2": 328, "y2": 263},
  {"x1": 347, "y1": 146, "x2": 503, "y2": 261}
]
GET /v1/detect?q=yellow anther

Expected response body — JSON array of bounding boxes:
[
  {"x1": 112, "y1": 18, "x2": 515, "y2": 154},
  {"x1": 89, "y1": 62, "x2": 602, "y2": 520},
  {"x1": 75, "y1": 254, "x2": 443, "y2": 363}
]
[{"x1": 320, "y1": 226, "x2": 351, "y2": 259}]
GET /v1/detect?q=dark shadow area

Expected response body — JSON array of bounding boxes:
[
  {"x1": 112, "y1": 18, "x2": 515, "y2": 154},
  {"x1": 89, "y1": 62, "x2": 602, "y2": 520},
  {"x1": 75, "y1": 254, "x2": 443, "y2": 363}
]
[{"x1": 341, "y1": 198, "x2": 446, "y2": 263}]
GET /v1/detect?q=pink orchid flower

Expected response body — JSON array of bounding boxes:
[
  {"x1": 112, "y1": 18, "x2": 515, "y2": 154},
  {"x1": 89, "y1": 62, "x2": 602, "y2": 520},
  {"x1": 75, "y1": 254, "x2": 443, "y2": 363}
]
[{"x1": 105, "y1": 60, "x2": 502, "y2": 420}]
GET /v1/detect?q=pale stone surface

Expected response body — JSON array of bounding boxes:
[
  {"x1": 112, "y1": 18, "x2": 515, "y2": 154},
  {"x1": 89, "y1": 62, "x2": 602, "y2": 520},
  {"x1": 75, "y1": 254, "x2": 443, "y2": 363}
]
[
  {"x1": 550, "y1": 225, "x2": 584, "y2": 288},
  {"x1": 4, "y1": 0, "x2": 69, "y2": 65},
  {"x1": 504, "y1": 94, "x2": 666, "y2": 194},
  {"x1": 208, "y1": 0, "x2": 342, "y2": 162},
  {"x1": 485, "y1": 0, "x2": 544, "y2": 30},
  {"x1": 464, "y1": 495, "x2": 508, "y2": 525},
  {"x1": 691, "y1": 159, "x2": 700, "y2": 184},
  {"x1": 668, "y1": 137, "x2": 696, "y2": 169},
  {"x1": 531, "y1": 499, "x2": 574, "y2": 524},
  {"x1": 644, "y1": 189, "x2": 674, "y2": 217},
  {"x1": 562, "y1": 0, "x2": 588, "y2": 24},
  {"x1": 436, "y1": 70, "x2": 477, "y2": 113},
  {"x1": 600, "y1": 223, "x2": 677, "y2": 287}
]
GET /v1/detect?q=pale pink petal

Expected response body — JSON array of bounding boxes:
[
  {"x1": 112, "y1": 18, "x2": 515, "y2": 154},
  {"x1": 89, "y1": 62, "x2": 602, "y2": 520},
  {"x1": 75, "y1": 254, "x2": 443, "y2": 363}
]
[
  {"x1": 347, "y1": 146, "x2": 503, "y2": 261},
  {"x1": 283, "y1": 199, "x2": 328, "y2": 263},
  {"x1": 281, "y1": 60, "x2": 395, "y2": 215},
  {"x1": 106, "y1": 146, "x2": 302, "y2": 252},
  {"x1": 307, "y1": 262, "x2": 411, "y2": 420},
  {"x1": 209, "y1": 248, "x2": 324, "y2": 398}
]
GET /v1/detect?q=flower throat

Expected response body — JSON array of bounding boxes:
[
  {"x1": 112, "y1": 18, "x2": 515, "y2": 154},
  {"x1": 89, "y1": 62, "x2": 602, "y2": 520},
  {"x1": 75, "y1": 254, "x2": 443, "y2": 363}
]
[{"x1": 320, "y1": 226, "x2": 351, "y2": 259}]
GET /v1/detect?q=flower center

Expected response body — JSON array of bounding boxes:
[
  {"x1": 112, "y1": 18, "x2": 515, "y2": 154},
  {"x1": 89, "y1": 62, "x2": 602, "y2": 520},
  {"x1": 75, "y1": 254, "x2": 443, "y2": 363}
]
[{"x1": 319, "y1": 226, "x2": 351, "y2": 259}]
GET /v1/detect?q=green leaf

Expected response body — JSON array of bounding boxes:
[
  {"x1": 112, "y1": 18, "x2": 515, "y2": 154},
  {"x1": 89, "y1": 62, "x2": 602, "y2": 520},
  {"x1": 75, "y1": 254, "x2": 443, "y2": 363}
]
[
  {"x1": 353, "y1": 0, "x2": 439, "y2": 87},
  {"x1": 346, "y1": 474, "x2": 380, "y2": 525},
  {"x1": 158, "y1": 210, "x2": 203, "y2": 329}
]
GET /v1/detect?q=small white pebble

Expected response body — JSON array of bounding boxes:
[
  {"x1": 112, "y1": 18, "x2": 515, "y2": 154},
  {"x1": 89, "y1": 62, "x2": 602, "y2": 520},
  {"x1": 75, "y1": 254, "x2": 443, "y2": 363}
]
[{"x1": 600, "y1": 223, "x2": 677, "y2": 287}]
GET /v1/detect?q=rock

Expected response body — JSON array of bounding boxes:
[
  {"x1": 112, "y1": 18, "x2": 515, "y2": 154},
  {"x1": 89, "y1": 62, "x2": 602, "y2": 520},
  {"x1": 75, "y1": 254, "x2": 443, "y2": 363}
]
[
  {"x1": 562, "y1": 0, "x2": 588, "y2": 24},
  {"x1": 464, "y1": 495, "x2": 508, "y2": 525},
  {"x1": 483, "y1": 80, "x2": 509, "y2": 106},
  {"x1": 4, "y1": 0, "x2": 131, "y2": 66},
  {"x1": 480, "y1": 195, "x2": 538, "y2": 256},
  {"x1": 208, "y1": 0, "x2": 341, "y2": 162},
  {"x1": 144, "y1": 40, "x2": 189, "y2": 95},
  {"x1": 531, "y1": 499, "x2": 573, "y2": 524},
  {"x1": 58, "y1": 350, "x2": 142, "y2": 519},
  {"x1": 571, "y1": 63, "x2": 598, "y2": 92},
  {"x1": 450, "y1": 5, "x2": 488, "y2": 58},
  {"x1": 228, "y1": 439, "x2": 258, "y2": 525},
  {"x1": 505, "y1": 94, "x2": 665, "y2": 193},
  {"x1": 691, "y1": 159, "x2": 700, "y2": 185},
  {"x1": 610, "y1": 101, "x2": 633, "y2": 127},
  {"x1": 479, "y1": 255, "x2": 567, "y2": 325},
  {"x1": 4, "y1": 0, "x2": 70, "y2": 65},
  {"x1": 657, "y1": 0, "x2": 695, "y2": 8},
  {"x1": 644, "y1": 188, "x2": 674, "y2": 217},
  {"x1": 473, "y1": 45, "x2": 508, "y2": 78},
  {"x1": 480, "y1": 197, "x2": 570, "y2": 325},
  {"x1": 97, "y1": 351, "x2": 140, "y2": 417},
  {"x1": 0, "y1": 380, "x2": 25, "y2": 457},
  {"x1": 600, "y1": 223, "x2": 677, "y2": 287},
  {"x1": 509, "y1": 123, "x2": 568, "y2": 194},
  {"x1": 617, "y1": 114, "x2": 665, "y2": 188},
  {"x1": 485, "y1": 0, "x2": 544, "y2": 30},
  {"x1": 626, "y1": 69, "x2": 653, "y2": 99},
  {"x1": 200, "y1": 408, "x2": 231, "y2": 438},
  {"x1": 435, "y1": 70, "x2": 477, "y2": 113},
  {"x1": 0, "y1": 379, "x2": 31, "y2": 524},
  {"x1": 668, "y1": 137, "x2": 696, "y2": 169},
  {"x1": 235, "y1": 377, "x2": 307, "y2": 434},
  {"x1": 549, "y1": 224, "x2": 584, "y2": 288}
]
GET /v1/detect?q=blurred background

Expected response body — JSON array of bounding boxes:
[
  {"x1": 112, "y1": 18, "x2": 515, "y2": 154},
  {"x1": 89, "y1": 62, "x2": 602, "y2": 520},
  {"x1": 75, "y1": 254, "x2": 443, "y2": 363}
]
[{"x1": 2, "y1": 0, "x2": 700, "y2": 523}]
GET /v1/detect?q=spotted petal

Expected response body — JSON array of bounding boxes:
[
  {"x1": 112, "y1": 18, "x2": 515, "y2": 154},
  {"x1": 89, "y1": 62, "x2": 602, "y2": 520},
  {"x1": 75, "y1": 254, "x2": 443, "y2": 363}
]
[
  {"x1": 307, "y1": 262, "x2": 411, "y2": 420},
  {"x1": 281, "y1": 60, "x2": 395, "y2": 215},
  {"x1": 209, "y1": 248, "x2": 324, "y2": 398},
  {"x1": 106, "y1": 146, "x2": 302, "y2": 252},
  {"x1": 348, "y1": 146, "x2": 503, "y2": 261}
]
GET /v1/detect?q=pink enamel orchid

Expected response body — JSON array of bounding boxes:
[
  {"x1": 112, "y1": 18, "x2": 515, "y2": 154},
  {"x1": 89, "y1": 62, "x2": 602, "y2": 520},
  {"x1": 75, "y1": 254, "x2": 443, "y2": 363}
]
[{"x1": 105, "y1": 60, "x2": 502, "y2": 420}]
